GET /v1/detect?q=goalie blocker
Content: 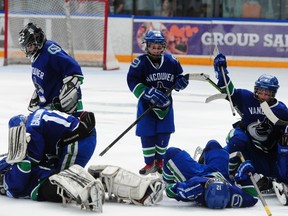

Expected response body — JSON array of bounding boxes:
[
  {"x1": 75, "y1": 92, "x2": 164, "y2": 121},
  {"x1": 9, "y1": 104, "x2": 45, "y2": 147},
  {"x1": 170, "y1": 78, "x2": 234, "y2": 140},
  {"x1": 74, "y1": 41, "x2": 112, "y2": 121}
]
[{"x1": 88, "y1": 165, "x2": 165, "y2": 206}]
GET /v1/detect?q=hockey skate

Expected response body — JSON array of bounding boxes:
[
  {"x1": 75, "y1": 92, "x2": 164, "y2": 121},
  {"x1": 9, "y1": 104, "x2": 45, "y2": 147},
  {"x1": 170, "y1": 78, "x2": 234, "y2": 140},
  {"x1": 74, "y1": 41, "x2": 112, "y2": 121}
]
[
  {"x1": 155, "y1": 160, "x2": 163, "y2": 174},
  {"x1": 272, "y1": 181, "x2": 288, "y2": 205},
  {"x1": 139, "y1": 163, "x2": 157, "y2": 175},
  {"x1": 254, "y1": 173, "x2": 274, "y2": 194},
  {"x1": 193, "y1": 146, "x2": 203, "y2": 163}
]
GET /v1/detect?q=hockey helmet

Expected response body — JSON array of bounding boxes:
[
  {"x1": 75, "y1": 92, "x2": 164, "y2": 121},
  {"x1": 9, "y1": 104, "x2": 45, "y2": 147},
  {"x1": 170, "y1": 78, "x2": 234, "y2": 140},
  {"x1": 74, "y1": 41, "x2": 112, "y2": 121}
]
[
  {"x1": 204, "y1": 178, "x2": 230, "y2": 209},
  {"x1": 18, "y1": 23, "x2": 46, "y2": 60},
  {"x1": 254, "y1": 74, "x2": 279, "y2": 99},
  {"x1": 144, "y1": 30, "x2": 166, "y2": 59},
  {"x1": 8, "y1": 114, "x2": 27, "y2": 128}
]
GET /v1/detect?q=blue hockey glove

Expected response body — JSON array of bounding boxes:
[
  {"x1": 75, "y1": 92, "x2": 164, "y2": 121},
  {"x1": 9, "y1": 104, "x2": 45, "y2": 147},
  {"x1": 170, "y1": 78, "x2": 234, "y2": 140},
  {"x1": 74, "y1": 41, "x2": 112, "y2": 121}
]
[
  {"x1": 235, "y1": 160, "x2": 254, "y2": 182},
  {"x1": 177, "y1": 178, "x2": 204, "y2": 200},
  {"x1": 143, "y1": 88, "x2": 170, "y2": 108},
  {"x1": 214, "y1": 53, "x2": 228, "y2": 80},
  {"x1": 175, "y1": 76, "x2": 189, "y2": 91}
]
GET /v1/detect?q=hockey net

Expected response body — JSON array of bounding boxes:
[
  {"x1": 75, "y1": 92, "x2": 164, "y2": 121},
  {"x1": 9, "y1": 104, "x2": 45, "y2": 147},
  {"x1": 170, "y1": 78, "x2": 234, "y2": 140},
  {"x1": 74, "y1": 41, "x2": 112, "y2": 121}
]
[{"x1": 4, "y1": 0, "x2": 119, "y2": 70}]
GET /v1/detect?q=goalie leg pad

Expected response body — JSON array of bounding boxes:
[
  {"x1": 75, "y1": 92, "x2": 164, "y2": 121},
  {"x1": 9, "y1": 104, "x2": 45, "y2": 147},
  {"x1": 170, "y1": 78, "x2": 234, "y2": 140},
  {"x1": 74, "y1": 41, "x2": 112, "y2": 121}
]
[
  {"x1": 49, "y1": 164, "x2": 105, "y2": 212},
  {"x1": 7, "y1": 124, "x2": 30, "y2": 164},
  {"x1": 96, "y1": 165, "x2": 165, "y2": 205}
]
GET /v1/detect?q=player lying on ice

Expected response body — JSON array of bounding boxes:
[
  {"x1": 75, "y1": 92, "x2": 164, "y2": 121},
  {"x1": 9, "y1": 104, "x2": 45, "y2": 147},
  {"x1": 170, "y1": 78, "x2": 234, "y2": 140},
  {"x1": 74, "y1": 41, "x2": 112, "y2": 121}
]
[
  {"x1": 0, "y1": 108, "x2": 164, "y2": 212},
  {"x1": 213, "y1": 53, "x2": 288, "y2": 205},
  {"x1": 162, "y1": 140, "x2": 258, "y2": 208}
]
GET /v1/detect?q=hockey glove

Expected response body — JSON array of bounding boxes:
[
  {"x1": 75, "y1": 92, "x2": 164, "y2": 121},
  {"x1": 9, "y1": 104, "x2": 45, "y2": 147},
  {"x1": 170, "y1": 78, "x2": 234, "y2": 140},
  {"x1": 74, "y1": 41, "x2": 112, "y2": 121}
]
[
  {"x1": 214, "y1": 53, "x2": 228, "y2": 80},
  {"x1": 235, "y1": 160, "x2": 254, "y2": 182},
  {"x1": 177, "y1": 180, "x2": 203, "y2": 201},
  {"x1": 59, "y1": 75, "x2": 82, "y2": 114},
  {"x1": 143, "y1": 88, "x2": 170, "y2": 108},
  {"x1": 175, "y1": 75, "x2": 189, "y2": 91},
  {"x1": 61, "y1": 111, "x2": 95, "y2": 145}
]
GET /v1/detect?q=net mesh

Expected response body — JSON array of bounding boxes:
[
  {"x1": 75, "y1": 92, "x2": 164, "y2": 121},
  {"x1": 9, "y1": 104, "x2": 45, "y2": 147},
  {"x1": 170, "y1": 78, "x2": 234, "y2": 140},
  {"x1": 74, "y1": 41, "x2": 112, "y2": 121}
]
[{"x1": 6, "y1": 0, "x2": 119, "y2": 69}]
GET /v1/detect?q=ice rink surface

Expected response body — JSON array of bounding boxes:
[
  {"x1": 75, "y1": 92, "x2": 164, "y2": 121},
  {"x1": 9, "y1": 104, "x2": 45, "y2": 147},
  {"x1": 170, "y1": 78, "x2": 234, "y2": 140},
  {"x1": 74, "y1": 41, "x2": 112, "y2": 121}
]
[{"x1": 0, "y1": 62, "x2": 287, "y2": 215}]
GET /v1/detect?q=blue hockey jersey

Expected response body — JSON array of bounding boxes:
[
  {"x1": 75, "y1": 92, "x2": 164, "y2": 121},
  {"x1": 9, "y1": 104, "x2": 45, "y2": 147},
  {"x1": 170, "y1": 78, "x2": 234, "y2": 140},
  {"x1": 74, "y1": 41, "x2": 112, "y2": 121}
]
[
  {"x1": 31, "y1": 40, "x2": 83, "y2": 108},
  {"x1": 1, "y1": 108, "x2": 96, "y2": 199},
  {"x1": 218, "y1": 75, "x2": 288, "y2": 153},
  {"x1": 127, "y1": 53, "x2": 184, "y2": 136}
]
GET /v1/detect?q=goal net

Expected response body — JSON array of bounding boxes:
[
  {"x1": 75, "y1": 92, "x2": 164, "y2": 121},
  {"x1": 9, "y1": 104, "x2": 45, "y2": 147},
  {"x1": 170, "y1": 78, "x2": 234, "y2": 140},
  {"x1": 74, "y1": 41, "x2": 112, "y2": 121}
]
[{"x1": 4, "y1": 0, "x2": 119, "y2": 70}]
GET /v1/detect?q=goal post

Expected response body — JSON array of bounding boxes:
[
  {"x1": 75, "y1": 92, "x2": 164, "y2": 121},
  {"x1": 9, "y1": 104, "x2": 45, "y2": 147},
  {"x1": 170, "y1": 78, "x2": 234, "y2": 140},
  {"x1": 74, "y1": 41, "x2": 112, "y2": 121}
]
[{"x1": 4, "y1": 0, "x2": 119, "y2": 70}]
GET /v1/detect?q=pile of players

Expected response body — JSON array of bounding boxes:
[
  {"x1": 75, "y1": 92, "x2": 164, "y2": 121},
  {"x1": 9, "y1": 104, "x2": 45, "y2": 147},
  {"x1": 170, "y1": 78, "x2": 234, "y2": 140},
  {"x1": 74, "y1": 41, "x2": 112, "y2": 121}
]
[{"x1": 1, "y1": 22, "x2": 288, "y2": 214}]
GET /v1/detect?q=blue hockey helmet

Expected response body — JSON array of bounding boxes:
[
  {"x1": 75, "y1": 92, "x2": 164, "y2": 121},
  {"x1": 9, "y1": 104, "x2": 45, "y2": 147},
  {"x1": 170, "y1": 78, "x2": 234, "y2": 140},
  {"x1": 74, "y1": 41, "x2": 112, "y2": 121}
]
[
  {"x1": 8, "y1": 114, "x2": 27, "y2": 128},
  {"x1": 144, "y1": 30, "x2": 166, "y2": 59},
  {"x1": 144, "y1": 30, "x2": 166, "y2": 45},
  {"x1": 254, "y1": 74, "x2": 279, "y2": 98},
  {"x1": 18, "y1": 23, "x2": 46, "y2": 60},
  {"x1": 204, "y1": 178, "x2": 230, "y2": 209}
]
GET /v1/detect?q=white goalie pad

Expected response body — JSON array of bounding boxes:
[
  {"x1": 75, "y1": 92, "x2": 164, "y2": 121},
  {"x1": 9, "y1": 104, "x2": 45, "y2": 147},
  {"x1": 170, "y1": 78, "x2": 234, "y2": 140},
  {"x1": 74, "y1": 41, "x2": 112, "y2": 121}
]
[
  {"x1": 49, "y1": 164, "x2": 105, "y2": 212},
  {"x1": 89, "y1": 165, "x2": 165, "y2": 206},
  {"x1": 6, "y1": 124, "x2": 30, "y2": 164}
]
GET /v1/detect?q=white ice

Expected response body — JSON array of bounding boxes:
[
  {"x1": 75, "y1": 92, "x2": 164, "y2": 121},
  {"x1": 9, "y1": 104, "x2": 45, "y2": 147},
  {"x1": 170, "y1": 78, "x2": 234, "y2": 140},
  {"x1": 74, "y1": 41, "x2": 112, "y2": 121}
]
[{"x1": 0, "y1": 62, "x2": 287, "y2": 216}]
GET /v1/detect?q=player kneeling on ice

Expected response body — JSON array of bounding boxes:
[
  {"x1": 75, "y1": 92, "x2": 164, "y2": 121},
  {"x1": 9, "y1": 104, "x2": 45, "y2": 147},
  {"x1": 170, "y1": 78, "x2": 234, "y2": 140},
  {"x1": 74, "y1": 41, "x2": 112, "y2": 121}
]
[
  {"x1": 162, "y1": 140, "x2": 258, "y2": 208},
  {"x1": 88, "y1": 165, "x2": 165, "y2": 206},
  {"x1": 0, "y1": 108, "x2": 104, "y2": 212},
  {"x1": 213, "y1": 53, "x2": 288, "y2": 202}
]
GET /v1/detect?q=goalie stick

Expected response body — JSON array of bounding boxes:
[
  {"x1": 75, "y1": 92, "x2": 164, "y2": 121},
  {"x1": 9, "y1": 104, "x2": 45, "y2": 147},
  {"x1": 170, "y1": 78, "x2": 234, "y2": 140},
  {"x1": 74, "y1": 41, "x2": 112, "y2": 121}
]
[
  {"x1": 260, "y1": 101, "x2": 288, "y2": 126},
  {"x1": 230, "y1": 151, "x2": 272, "y2": 216},
  {"x1": 99, "y1": 74, "x2": 192, "y2": 156}
]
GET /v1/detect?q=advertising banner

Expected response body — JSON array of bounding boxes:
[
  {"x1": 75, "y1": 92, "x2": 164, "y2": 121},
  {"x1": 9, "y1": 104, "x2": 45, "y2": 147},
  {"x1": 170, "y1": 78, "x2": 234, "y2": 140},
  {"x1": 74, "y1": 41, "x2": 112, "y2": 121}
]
[{"x1": 133, "y1": 20, "x2": 288, "y2": 58}]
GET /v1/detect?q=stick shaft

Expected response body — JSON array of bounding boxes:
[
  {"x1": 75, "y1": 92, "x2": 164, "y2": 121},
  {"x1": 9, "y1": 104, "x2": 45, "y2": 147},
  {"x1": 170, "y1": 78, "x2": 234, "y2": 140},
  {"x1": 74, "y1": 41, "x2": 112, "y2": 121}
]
[
  {"x1": 99, "y1": 74, "x2": 189, "y2": 156},
  {"x1": 235, "y1": 151, "x2": 272, "y2": 216}
]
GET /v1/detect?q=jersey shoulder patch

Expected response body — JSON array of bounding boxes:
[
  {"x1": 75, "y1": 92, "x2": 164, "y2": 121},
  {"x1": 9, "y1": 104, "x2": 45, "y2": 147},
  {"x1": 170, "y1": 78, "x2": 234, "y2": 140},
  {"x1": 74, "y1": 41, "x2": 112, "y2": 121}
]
[{"x1": 47, "y1": 44, "x2": 62, "y2": 55}]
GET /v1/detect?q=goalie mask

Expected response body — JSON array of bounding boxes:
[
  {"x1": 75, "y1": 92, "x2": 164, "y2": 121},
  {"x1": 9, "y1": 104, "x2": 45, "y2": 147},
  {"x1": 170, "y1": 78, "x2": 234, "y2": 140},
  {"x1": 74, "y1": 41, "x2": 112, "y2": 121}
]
[
  {"x1": 254, "y1": 74, "x2": 279, "y2": 103},
  {"x1": 204, "y1": 178, "x2": 230, "y2": 209},
  {"x1": 18, "y1": 23, "x2": 46, "y2": 60},
  {"x1": 144, "y1": 30, "x2": 166, "y2": 60}
]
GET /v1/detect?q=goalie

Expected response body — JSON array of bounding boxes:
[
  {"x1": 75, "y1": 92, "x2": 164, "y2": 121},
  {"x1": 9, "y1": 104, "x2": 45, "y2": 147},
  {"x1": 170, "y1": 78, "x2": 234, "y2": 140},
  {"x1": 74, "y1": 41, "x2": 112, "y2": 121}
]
[
  {"x1": 18, "y1": 22, "x2": 84, "y2": 115},
  {"x1": 0, "y1": 108, "x2": 104, "y2": 211}
]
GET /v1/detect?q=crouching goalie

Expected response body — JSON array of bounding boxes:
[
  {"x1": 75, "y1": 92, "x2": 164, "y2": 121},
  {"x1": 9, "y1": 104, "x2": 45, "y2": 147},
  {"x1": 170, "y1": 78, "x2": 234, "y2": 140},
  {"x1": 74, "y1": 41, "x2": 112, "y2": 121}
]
[
  {"x1": 0, "y1": 161, "x2": 105, "y2": 212},
  {"x1": 88, "y1": 165, "x2": 165, "y2": 206}
]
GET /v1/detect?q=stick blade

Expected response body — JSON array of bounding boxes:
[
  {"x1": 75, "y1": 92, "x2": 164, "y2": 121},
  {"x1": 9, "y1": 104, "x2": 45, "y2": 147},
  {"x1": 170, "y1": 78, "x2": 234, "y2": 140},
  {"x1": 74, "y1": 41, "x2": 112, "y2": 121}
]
[{"x1": 187, "y1": 73, "x2": 210, "y2": 81}]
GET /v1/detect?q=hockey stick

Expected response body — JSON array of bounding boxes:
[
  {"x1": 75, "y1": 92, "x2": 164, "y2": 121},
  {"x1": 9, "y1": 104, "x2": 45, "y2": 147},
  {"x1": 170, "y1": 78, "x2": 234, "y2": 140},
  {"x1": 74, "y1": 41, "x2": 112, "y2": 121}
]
[
  {"x1": 197, "y1": 72, "x2": 229, "y2": 103},
  {"x1": 213, "y1": 45, "x2": 236, "y2": 116},
  {"x1": 230, "y1": 151, "x2": 272, "y2": 216},
  {"x1": 99, "y1": 74, "x2": 190, "y2": 156},
  {"x1": 260, "y1": 101, "x2": 288, "y2": 126},
  {"x1": 183, "y1": 72, "x2": 210, "y2": 81}
]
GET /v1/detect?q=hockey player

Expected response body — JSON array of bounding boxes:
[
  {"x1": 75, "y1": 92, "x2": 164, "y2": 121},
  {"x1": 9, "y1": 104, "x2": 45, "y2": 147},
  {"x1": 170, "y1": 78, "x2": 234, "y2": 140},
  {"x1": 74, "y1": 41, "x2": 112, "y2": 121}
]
[
  {"x1": 0, "y1": 108, "x2": 101, "y2": 211},
  {"x1": 19, "y1": 22, "x2": 84, "y2": 115},
  {"x1": 127, "y1": 30, "x2": 189, "y2": 175},
  {"x1": 214, "y1": 53, "x2": 288, "y2": 204},
  {"x1": 162, "y1": 140, "x2": 258, "y2": 208}
]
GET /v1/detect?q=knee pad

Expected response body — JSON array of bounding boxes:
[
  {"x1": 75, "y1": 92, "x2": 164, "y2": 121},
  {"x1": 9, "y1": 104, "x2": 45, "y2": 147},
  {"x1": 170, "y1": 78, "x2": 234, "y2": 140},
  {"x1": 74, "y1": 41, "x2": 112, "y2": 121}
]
[
  {"x1": 164, "y1": 147, "x2": 181, "y2": 162},
  {"x1": 226, "y1": 128, "x2": 250, "y2": 153}
]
